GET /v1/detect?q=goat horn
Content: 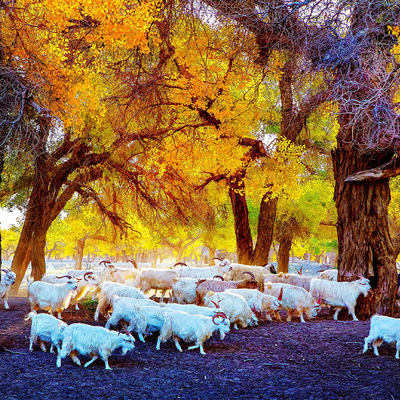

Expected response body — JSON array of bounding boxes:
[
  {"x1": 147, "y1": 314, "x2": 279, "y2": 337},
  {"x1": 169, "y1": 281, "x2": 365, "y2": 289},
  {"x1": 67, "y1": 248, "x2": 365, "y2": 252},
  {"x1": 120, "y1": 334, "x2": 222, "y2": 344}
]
[
  {"x1": 212, "y1": 312, "x2": 227, "y2": 325},
  {"x1": 56, "y1": 275, "x2": 73, "y2": 279},
  {"x1": 243, "y1": 271, "x2": 256, "y2": 280},
  {"x1": 196, "y1": 279, "x2": 207, "y2": 287},
  {"x1": 83, "y1": 272, "x2": 93, "y2": 281},
  {"x1": 295, "y1": 266, "x2": 303, "y2": 275},
  {"x1": 277, "y1": 287, "x2": 283, "y2": 301},
  {"x1": 213, "y1": 275, "x2": 224, "y2": 281},
  {"x1": 173, "y1": 262, "x2": 187, "y2": 267},
  {"x1": 99, "y1": 260, "x2": 111, "y2": 266},
  {"x1": 210, "y1": 300, "x2": 220, "y2": 308},
  {"x1": 128, "y1": 259, "x2": 138, "y2": 269},
  {"x1": 1, "y1": 269, "x2": 10, "y2": 273},
  {"x1": 213, "y1": 257, "x2": 223, "y2": 261}
]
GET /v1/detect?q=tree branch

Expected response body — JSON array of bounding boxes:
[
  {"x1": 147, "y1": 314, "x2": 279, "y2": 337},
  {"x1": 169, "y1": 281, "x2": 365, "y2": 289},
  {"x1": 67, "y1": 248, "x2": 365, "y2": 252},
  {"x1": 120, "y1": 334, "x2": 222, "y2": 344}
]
[{"x1": 345, "y1": 153, "x2": 400, "y2": 182}]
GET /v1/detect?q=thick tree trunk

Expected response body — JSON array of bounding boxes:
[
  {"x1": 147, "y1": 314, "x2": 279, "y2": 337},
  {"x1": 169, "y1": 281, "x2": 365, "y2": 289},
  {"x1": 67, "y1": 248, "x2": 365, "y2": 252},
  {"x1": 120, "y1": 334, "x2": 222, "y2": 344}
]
[
  {"x1": 75, "y1": 237, "x2": 86, "y2": 270},
  {"x1": 253, "y1": 194, "x2": 278, "y2": 265},
  {"x1": 277, "y1": 231, "x2": 293, "y2": 273},
  {"x1": 31, "y1": 225, "x2": 48, "y2": 281},
  {"x1": 10, "y1": 200, "x2": 36, "y2": 293},
  {"x1": 333, "y1": 145, "x2": 397, "y2": 318},
  {"x1": 228, "y1": 176, "x2": 253, "y2": 264}
]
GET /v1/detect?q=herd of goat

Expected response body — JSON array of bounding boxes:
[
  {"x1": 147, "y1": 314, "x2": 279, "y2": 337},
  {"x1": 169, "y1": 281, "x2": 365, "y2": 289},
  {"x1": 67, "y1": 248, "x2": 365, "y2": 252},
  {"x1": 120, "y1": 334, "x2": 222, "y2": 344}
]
[{"x1": 1, "y1": 258, "x2": 400, "y2": 369}]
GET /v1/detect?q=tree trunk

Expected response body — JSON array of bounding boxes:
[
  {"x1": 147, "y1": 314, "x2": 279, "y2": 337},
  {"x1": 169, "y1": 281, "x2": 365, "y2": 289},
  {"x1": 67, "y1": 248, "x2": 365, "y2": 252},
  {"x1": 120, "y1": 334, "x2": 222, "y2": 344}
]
[
  {"x1": 277, "y1": 231, "x2": 293, "y2": 273},
  {"x1": 31, "y1": 225, "x2": 48, "y2": 281},
  {"x1": 176, "y1": 246, "x2": 184, "y2": 263},
  {"x1": 333, "y1": 145, "x2": 397, "y2": 318},
  {"x1": 10, "y1": 201, "x2": 36, "y2": 292},
  {"x1": 228, "y1": 176, "x2": 253, "y2": 264},
  {"x1": 253, "y1": 194, "x2": 278, "y2": 265},
  {"x1": 75, "y1": 237, "x2": 86, "y2": 270},
  {"x1": 208, "y1": 247, "x2": 216, "y2": 266}
]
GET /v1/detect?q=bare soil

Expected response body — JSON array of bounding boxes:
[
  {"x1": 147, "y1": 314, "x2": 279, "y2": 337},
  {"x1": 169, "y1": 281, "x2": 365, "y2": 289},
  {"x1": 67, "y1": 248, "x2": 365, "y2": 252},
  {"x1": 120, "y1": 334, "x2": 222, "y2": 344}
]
[{"x1": 1, "y1": 297, "x2": 400, "y2": 400}]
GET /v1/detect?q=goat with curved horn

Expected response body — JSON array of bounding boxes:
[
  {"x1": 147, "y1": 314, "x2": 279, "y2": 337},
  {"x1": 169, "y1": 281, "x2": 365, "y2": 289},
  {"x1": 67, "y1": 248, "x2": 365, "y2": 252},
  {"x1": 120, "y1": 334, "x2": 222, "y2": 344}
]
[
  {"x1": 128, "y1": 259, "x2": 138, "y2": 269},
  {"x1": 210, "y1": 300, "x2": 221, "y2": 308},
  {"x1": 213, "y1": 275, "x2": 224, "y2": 281},
  {"x1": 173, "y1": 262, "x2": 188, "y2": 267},
  {"x1": 83, "y1": 272, "x2": 94, "y2": 281},
  {"x1": 243, "y1": 271, "x2": 256, "y2": 280},
  {"x1": 212, "y1": 312, "x2": 228, "y2": 325}
]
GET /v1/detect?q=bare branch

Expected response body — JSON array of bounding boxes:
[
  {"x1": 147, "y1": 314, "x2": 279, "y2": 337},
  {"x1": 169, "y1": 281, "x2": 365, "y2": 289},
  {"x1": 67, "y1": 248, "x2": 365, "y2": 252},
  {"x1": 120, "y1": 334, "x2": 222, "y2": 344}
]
[{"x1": 345, "y1": 154, "x2": 400, "y2": 182}]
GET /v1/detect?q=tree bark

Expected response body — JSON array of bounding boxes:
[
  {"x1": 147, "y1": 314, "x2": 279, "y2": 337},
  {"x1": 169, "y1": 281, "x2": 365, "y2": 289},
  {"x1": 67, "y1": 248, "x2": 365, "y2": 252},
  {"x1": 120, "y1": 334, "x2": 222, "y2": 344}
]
[
  {"x1": 253, "y1": 194, "x2": 278, "y2": 265},
  {"x1": 333, "y1": 144, "x2": 397, "y2": 318},
  {"x1": 10, "y1": 197, "x2": 36, "y2": 293},
  {"x1": 228, "y1": 175, "x2": 253, "y2": 264},
  {"x1": 208, "y1": 247, "x2": 216, "y2": 266},
  {"x1": 277, "y1": 234, "x2": 293, "y2": 273},
  {"x1": 31, "y1": 224, "x2": 48, "y2": 281},
  {"x1": 75, "y1": 237, "x2": 86, "y2": 270}
]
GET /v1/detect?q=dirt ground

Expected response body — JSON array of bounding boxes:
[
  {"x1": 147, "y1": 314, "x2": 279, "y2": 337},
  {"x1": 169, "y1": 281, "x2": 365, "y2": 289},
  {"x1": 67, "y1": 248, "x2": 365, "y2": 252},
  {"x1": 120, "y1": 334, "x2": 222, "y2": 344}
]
[{"x1": 1, "y1": 297, "x2": 400, "y2": 400}]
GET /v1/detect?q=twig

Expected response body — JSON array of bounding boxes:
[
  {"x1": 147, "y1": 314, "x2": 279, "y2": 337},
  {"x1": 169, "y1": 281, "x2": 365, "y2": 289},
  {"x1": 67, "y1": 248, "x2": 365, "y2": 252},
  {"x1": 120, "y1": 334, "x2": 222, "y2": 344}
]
[
  {"x1": 262, "y1": 363, "x2": 289, "y2": 368},
  {"x1": 1, "y1": 346, "x2": 27, "y2": 355}
]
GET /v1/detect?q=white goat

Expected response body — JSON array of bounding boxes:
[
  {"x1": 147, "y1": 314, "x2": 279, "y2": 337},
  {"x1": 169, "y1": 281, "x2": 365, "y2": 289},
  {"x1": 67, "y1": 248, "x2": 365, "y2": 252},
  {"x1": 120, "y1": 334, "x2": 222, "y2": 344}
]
[
  {"x1": 0, "y1": 268, "x2": 16, "y2": 309},
  {"x1": 171, "y1": 277, "x2": 198, "y2": 304},
  {"x1": 363, "y1": 315, "x2": 400, "y2": 358},
  {"x1": 157, "y1": 310, "x2": 230, "y2": 355},
  {"x1": 56, "y1": 323, "x2": 135, "y2": 369},
  {"x1": 226, "y1": 288, "x2": 281, "y2": 321},
  {"x1": 132, "y1": 305, "x2": 173, "y2": 346},
  {"x1": 310, "y1": 277, "x2": 370, "y2": 321},
  {"x1": 264, "y1": 282, "x2": 320, "y2": 322},
  {"x1": 94, "y1": 281, "x2": 147, "y2": 321},
  {"x1": 319, "y1": 269, "x2": 338, "y2": 281},
  {"x1": 25, "y1": 312, "x2": 67, "y2": 354},
  {"x1": 137, "y1": 269, "x2": 178, "y2": 301},
  {"x1": 105, "y1": 295, "x2": 157, "y2": 342},
  {"x1": 28, "y1": 276, "x2": 78, "y2": 319},
  {"x1": 227, "y1": 264, "x2": 276, "y2": 290},
  {"x1": 42, "y1": 272, "x2": 99, "y2": 310},
  {"x1": 203, "y1": 291, "x2": 257, "y2": 329}
]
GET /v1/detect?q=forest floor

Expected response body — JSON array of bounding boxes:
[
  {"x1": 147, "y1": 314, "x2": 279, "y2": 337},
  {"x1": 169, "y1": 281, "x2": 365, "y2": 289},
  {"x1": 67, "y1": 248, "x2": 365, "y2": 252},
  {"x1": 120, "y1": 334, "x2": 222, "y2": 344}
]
[{"x1": 1, "y1": 297, "x2": 400, "y2": 400}]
